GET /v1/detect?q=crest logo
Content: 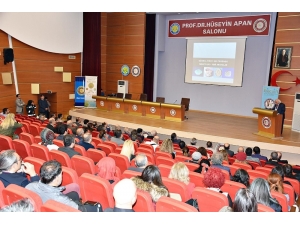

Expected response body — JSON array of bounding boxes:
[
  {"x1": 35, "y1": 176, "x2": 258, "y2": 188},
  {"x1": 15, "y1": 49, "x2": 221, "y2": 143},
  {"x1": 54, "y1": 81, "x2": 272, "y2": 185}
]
[
  {"x1": 170, "y1": 23, "x2": 180, "y2": 35},
  {"x1": 150, "y1": 107, "x2": 156, "y2": 113},
  {"x1": 253, "y1": 18, "x2": 267, "y2": 33},
  {"x1": 132, "y1": 105, "x2": 137, "y2": 111},
  {"x1": 262, "y1": 117, "x2": 271, "y2": 129},
  {"x1": 100, "y1": 101, "x2": 104, "y2": 107},
  {"x1": 170, "y1": 109, "x2": 176, "y2": 116},
  {"x1": 115, "y1": 103, "x2": 120, "y2": 109}
]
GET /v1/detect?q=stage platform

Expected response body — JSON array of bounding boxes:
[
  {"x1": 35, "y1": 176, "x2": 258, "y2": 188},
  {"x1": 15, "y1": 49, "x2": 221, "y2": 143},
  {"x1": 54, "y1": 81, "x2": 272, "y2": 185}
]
[{"x1": 69, "y1": 108, "x2": 300, "y2": 165}]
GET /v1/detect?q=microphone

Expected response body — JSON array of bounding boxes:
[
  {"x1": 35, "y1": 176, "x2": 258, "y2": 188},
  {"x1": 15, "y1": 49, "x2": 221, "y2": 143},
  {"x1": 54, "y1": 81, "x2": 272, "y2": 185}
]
[{"x1": 173, "y1": 100, "x2": 177, "y2": 104}]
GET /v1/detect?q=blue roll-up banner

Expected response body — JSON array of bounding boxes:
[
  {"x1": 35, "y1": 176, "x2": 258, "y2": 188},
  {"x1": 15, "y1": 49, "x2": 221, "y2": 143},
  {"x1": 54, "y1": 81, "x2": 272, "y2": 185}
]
[
  {"x1": 261, "y1": 86, "x2": 280, "y2": 110},
  {"x1": 75, "y1": 76, "x2": 85, "y2": 107}
]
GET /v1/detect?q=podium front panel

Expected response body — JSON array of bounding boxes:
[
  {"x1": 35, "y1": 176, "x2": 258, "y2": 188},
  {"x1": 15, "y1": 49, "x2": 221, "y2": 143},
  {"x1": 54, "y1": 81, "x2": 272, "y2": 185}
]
[
  {"x1": 161, "y1": 103, "x2": 184, "y2": 121},
  {"x1": 141, "y1": 101, "x2": 161, "y2": 119},
  {"x1": 107, "y1": 97, "x2": 124, "y2": 113},
  {"x1": 92, "y1": 96, "x2": 108, "y2": 111},
  {"x1": 124, "y1": 99, "x2": 142, "y2": 115}
]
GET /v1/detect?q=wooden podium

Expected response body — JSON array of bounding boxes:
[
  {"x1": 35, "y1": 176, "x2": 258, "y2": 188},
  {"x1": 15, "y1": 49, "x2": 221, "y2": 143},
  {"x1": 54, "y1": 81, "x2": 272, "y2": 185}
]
[
  {"x1": 252, "y1": 107, "x2": 283, "y2": 138},
  {"x1": 161, "y1": 103, "x2": 185, "y2": 121}
]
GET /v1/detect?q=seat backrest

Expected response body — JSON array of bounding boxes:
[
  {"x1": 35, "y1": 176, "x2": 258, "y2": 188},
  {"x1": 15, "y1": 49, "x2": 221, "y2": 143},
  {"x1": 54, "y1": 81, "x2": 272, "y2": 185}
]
[
  {"x1": 174, "y1": 150, "x2": 183, "y2": 156},
  {"x1": 228, "y1": 157, "x2": 236, "y2": 165},
  {"x1": 175, "y1": 155, "x2": 191, "y2": 163},
  {"x1": 0, "y1": 180, "x2": 5, "y2": 208},
  {"x1": 157, "y1": 164, "x2": 172, "y2": 178},
  {"x1": 86, "y1": 148, "x2": 106, "y2": 163},
  {"x1": 192, "y1": 187, "x2": 228, "y2": 212},
  {"x1": 135, "y1": 152, "x2": 155, "y2": 165},
  {"x1": 41, "y1": 199, "x2": 81, "y2": 212},
  {"x1": 137, "y1": 147, "x2": 154, "y2": 155},
  {"x1": 283, "y1": 183, "x2": 295, "y2": 207},
  {"x1": 139, "y1": 93, "x2": 147, "y2": 101},
  {"x1": 0, "y1": 134, "x2": 13, "y2": 151},
  {"x1": 97, "y1": 144, "x2": 114, "y2": 156},
  {"x1": 53, "y1": 139, "x2": 64, "y2": 147},
  {"x1": 264, "y1": 164, "x2": 276, "y2": 169},
  {"x1": 29, "y1": 124, "x2": 40, "y2": 137},
  {"x1": 23, "y1": 157, "x2": 46, "y2": 176},
  {"x1": 221, "y1": 180, "x2": 246, "y2": 201},
  {"x1": 34, "y1": 136, "x2": 42, "y2": 144},
  {"x1": 271, "y1": 190, "x2": 288, "y2": 212},
  {"x1": 78, "y1": 173, "x2": 114, "y2": 210},
  {"x1": 21, "y1": 122, "x2": 30, "y2": 133},
  {"x1": 255, "y1": 166, "x2": 272, "y2": 173},
  {"x1": 227, "y1": 164, "x2": 240, "y2": 176},
  {"x1": 247, "y1": 161, "x2": 261, "y2": 169},
  {"x1": 182, "y1": 162, "x2": 199, "y2": 172},
  {"x1": 232, "y1": 162, "x2": 252, "y2": 171},
  {"x1": 284, "y1": 177, "x2": 300, "y2": 195},
  {"x1": 221, "y1": 170, "x2": 230, "y2": 180},
  {"x1": 189, "y1": 171, "x2": 205, "y2": 188},
  {"x1": 155, "y1": 151, "x2": 172, "y2": 159},
  {"x1": 12, "y1": 139, "x2": 32, "y2": 159},
  {"x1": 73, "y1": 144, "x2": 87, "y2": 157},
  {"x1": 61, "y1": 166, "x2": 79, "y2": 186},
  {"x1": 49, "y1": 150, "x2": 72, "y2": 168},
  {"x1": 125, "y1": 93, "x2": 132, "y2": 99},
  {"x1": 156, "y1": 156, "x2": 175, "y2": 167},
  {"x1": 246, "y1": 170, "x2": 268, "y2": 179},
  {"x1": 91, "y1": 137, "x2": 103, "y2": 145},
  {"x1": 103, "y1": 141, "x2": 118, "y2": 151},
  {"x1": 121, "y1": 170, "x2": 141, "y2": 179},
  {"x1": 91, "y1": 131, "x2": 100, "y2": 138},
  {"x1": 257, "y1": 203, "x2": 275, "y2": 212},
  {"x1": 108, "y1": 153, "x2": 130, "y2": 174},
  {"x1": 180, "y1": 98, "x2": 190, "y2": 111},
  {"x1": 2, "y1": 184, "x2": 43, "y2": 212},
  {"x1": 71, "y1": 155, "x2": 96, "y2": 176},
  {"x1": 14, "y1": 126, "x2": 27, "y2": 136},
  {"x1": 156, "y1": 196, "x2": 198, "y2": 212},
  {"x1": 132, "y1": 190, "x2": 155, "y2": 212},
  {"x1": 115, "y1": 146, "x2": 122, "y2": 154},
  {"x1": 156, "y1": 97, "x2": 165, "y2": 103},
  {"x1": 162, "y1": 177, "x2": 189, "y2": 202},
  {"x1": 19, "y1": 132, "x2": 35, "y2": 145},
  {"x1": 30, "y1": 143, "x2": 50, "y2": 161}
]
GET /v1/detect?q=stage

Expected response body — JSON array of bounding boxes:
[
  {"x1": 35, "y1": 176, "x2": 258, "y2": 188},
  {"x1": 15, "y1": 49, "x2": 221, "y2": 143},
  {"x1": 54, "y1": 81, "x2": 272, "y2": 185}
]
[{"x1": 69, "y1": 108, "x2": 300, "y2": 164}]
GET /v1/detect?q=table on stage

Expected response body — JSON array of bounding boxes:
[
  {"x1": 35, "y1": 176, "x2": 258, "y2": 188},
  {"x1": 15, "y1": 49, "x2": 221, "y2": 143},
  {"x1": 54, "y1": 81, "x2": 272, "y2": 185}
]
[{"x1": 92, "y1": 95, "x2": 185, "y2": 121}]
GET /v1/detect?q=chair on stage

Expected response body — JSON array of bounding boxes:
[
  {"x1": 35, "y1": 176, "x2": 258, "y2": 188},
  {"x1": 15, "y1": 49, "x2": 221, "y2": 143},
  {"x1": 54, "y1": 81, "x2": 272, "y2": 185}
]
[
  {"x1": 156, "y1": 97, "x2": 165, "y2": 103},
  {"x1": 116, "y1": 93, "x2": 124, "y2": 98},
  {"x1": 181, "y1": 98, "x2": 190, "y2": 120},
  {"x1": 139, "y1": 93, "x2": 147, "y2": 101},
  {"x1": 125, "y1": 93, "x2": 132, "y2": 99}
]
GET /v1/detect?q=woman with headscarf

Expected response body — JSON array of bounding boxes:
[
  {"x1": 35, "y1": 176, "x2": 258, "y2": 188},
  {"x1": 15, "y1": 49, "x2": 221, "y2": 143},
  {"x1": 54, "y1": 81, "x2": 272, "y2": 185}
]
[
  {"x1": 0, "y1": 113, "x2": 22, "y2": 139},
  {"x1": 96, "y1": 157, "x2": 120, "y2": 185},
  {"x1": 39, "y1": 128, "x2": 59, "y2": 150},
  {"x1": 26, "y1": 100, "x2": 37, "y2": 117}
]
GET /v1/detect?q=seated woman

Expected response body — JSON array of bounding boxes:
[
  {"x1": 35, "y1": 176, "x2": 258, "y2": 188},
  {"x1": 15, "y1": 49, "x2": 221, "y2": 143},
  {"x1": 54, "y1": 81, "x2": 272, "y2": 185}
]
[
  {"x1": 231, "y1": 169, "x2": 250, "y2": 188},
  {"x1": 0, "y1": 113, "x2": 22, "y2": 139},
  {"x1": 182, "y1": 147, "x2": 190, "y2": 157},
  {"x1": 202, "y1": 167, "x2": 233, "y2": 207},
  {"x1": 120, "y1": 139, "x2": 136, "y2": 161},
  {"x1": 233, "y1": 188, "x2": 258, "y2": 212},
  {"x1": 26, "y1": 100, "x2": 37, "y2": 117},
  {"x1": 267, "y1": 173, "x2": 290, "y2": 211},
  {"x1": 250, "y1": 178, "x2": 282, "y2": 212},
  {"x1": 194, "y1": 158, "x2": 211, "y2": 174},
  {"x1": 283, "y1": 164, "x2": 300, "y2": 183},
  {"x1": 39, "y1": 128, "x2": 59, "y2": 150},
  {"x1": 131, "y1": 165, "x2": 169, "y2": 204},
  {"x1": 168, "y1": 162, "x2": 195, "y2": 199},
  {"x1": 160, "y1": 139, "x2": 176, "y2": 159},
  {"x1": 220, "y1": 149, "x2": 229, "y2": 163},
  {"x1": 197, "y1": 147, "x2": 210, "y2": 160},
  {"x1": 96, "y1": 157, "x2": 120, "y2": 185}
]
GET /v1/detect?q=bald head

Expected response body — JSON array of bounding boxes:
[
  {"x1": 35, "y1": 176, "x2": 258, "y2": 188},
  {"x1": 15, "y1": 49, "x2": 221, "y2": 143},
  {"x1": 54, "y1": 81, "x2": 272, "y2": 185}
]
[
  {"x1": 135, "y1": 153, "x2": 148, "y2": 168},
  {"x1": 76, "y1": 128, "x2": 84, "y2": 137},
  {"x1": 151, "y1": 130, "x2": 157, "y2": 136},
  {"x1": 67, "y1": 120, "x2": 73, "y2": 127},
  {"x1": 113, "y1": 179, "x2": 137, "y2": 209},
  {"x1": 237, "y1": 146, "x2": 244, "y2": 153},
  {"x1": 49, "y1": 118, "x2": 56, "y2": 125},
  {"x1": 83, "y1": 133, "x2": 92, "y2": 143},
  {"x1": 153, "y1": 136, "x2": 159, "y2": 144}
]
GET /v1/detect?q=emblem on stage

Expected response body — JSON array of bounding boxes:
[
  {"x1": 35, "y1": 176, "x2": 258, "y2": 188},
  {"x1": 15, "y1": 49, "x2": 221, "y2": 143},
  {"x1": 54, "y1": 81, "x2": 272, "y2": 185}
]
[
  {"x1": 150, "y1": 107, "x2": 156, "y2": 113},
  {"x1": 170, "y1": 23, "x2": 180, "y2": 35},
  {"x1": 264, "y1": 99, "x2": 275, "y2": 110},
  {"x1": 100, "y1": 101, "x2": 104, "y2": 107},
  {"x1": 121, "y1": 65, "x2": 130, "y2": 76},
  {"x1": 253, "y1": 18, "x2": 267, "y2": 33},
  {"x1": 115, "y1": 103, "x2": 120, "y2": 109},
  {"x1": 132, "y1": 105, "x2": 138, "y2": 111},
  {"x1": 170, "y1": 109, "x2": 176, "y2": 116},
  {"x1": 131, "y1": 65, "x2": 140, "y2": 77},
  {"x1": 262, "y1": 117, "x2": 271, "y2": 129}
]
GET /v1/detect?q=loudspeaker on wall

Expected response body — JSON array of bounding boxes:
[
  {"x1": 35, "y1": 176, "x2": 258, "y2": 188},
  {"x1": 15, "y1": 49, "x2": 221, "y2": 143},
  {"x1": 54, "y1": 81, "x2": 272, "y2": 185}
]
[{"x1": 3, "y1": 48, "x2": 14, "y2": 65}]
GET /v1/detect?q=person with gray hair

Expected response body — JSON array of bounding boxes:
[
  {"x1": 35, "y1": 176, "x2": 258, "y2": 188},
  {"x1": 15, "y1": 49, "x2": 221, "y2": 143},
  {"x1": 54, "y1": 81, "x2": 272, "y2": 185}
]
[
  {"x1": 0, "y1": 150, "x2": 39, "y2": 187},
  {"x1": 249, "y1": 178, "x2": 282, "y2": 212},
  {"x1": 127, "y1": 153, "x2": 148, "y2": 173},
  {"x1": 211, "y1": 152, "x2": 232, "y2": 178},
  {"x1": 266, "y1": 151, "x2": 280, "y2": 167},
  {"x1": 78, "y1": 132, "x2": 94, "y2": 150},
  {"x1": 0, "y1": 198, "x2": 34, "y2": 212},
  {"x1": 146, "y1": 130, "x2": 157, "y2": 140}
]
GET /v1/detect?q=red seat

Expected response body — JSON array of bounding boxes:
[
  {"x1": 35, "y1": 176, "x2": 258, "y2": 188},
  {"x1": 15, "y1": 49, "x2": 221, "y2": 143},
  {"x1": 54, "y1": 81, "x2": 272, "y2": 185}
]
[
  {"x1": 61, "y1": 166, "x2": 79, "y2": 186},
  {"x1": 221, "y1": 180, "x2": 246, "y2": 201},
  {"x1": 175, "y1": 155, "x2": 191, "y2": 163},
  {"x1": 271, "y1": 190, "x2": 288, "y2": 212},
  {"x1": 41, "y1": 199, "x2": 81, "y2": 212},
  {"x1": 155, "y1": 151, "x2": 172, "y2": 160},
  {"x1": 2, "y1": 184, "x2": 43, "y2": 212},
  {"x1": 247, "y1": 160, "x2": 261, "y2": 169},
  {"x1": 71, "y1": 155, "x2": 96, "y2": 176},
  {"x1": 34, "y1": 136, "x2": 42, "y2": 144},
  {"x1": 232, "y1": 162, "x2": 252, "y2": 171},
  {"x1": 73, "y1": 144, "x2": 86, "y2": 157},
  {"x1": 121, "y1": 170, "x2": 141, "y2": 179},
  {"x1": 15, "y1": 126, "x2": 27, "y2": 136},
  {"x1": 192, "y1": 187, "x2": 228, "y2": 212},
  {"x1": 78, "y1": 173, "x2": 114, "y2": 210},
  {"x1": 115, "y1": 146, "x2": 122, "y2": 154},
  {"x1": 221, "y1": 170, "x2": 230, "y2": 180},
  {"x1": 283, "y1": 183, "x2": 295, "y2": 207},
  {"x1": 29, "y1": 124, "x2": 40, "y2": 137},
  {"x1": 174, "y1": 150, "x2": 183, "y2": 156},
  {"x1": 157, "y1": 164, "x2": 172, "y2": 178},
  {"x1": 133, "y1": 190, "x2": 155, "y2": 212},
  {"x1": 258, "y1": 203, "x2": 275, "y2": 212},
  {"x1": 53, "y1": 139, "x2": 64, "y2": 147},
  {"x1": 135, "y1": 152, "x2": 155, "y2": 165},
  {"x1": 122, "y1": 133, "x2": 130, "y2": 140},
  {"x1": 97, "y1": 144, "x2": 114, "y2": 156},
  {"x1": 228, "y1": 157, "x2": 235, "y2": 165},
  {"x1": 162, "y1": 177, "x2": 189, "y2": 202},
  {"x1": 189, "y1": 172, "x2": 205, "y2": 188},
  {"x1": 91, "y1": 137, "x2": 103, "y2": 146},
  {"x1": 255, "y1": 166, "x2": 272, "y2": 174},
  {"x1": 156, "y1": 156, "x2": 175, "y2": 167},
  {"x1": 19, "y1": 132, "x2": 35, "y2": 145},
  {"x1": 108, "y1": 153, "x2": 130, "y2": 174},
  {"x1": 103, "y1": 141, "x2": 118, "y2": 151},
  {"x1": 182, "y1": 162, "x2": 199, "y2": 172},
  {"x1": 91, "y1": 131, "x2": 100, "y2": 138},
  {"x1": 86, "y1": 148, "x2": 106, "y2": 163},
  {"x1": 247, "y1": 170, "x2": 268, "y2": 179},
  {"x1": 264, "y1": 164, "x2": 276, "y2": 169},
  {"x1": 260, "y1": 160, "x2": 266, "y2": 167},
  {"x1": 0, "y1": 135, "x2": 13, "y2": 151},
  {"x1": 30, "y1": 144, "x2": 50, "y2": 161},
  {"x1": 156, "y1": 196, "x2": 198, "y2": 212},
  {"x1": 0, "y1": 180, "x2": 5, "y2": 208},
  {"x1": 227, "y1": 164, "x2": 240, "y2": 176},
  {"x1": 139, "y1": 144, "x2": 154, "y2": 154},
  {"x1": 23, "y1": 157, "x2": 46, "y2": 176},
  {"x1": 284, "y1": 177, "x2": 300, "y2": 195},
  {"x1": 21, "y1": 122, "x2": 30, "y2": 133},
  {"x1": 12, "y1": 139, "x2": 32, "y2": 159},
  {"x1": 137, "y1": 147, "x2": 154, "y2": 155},
  {"x1": 223, "y1": 160, "x2": 229, "y2": 165},
  {"x1": 49, "y1": 150, "x2": 72, "y2": 168}
]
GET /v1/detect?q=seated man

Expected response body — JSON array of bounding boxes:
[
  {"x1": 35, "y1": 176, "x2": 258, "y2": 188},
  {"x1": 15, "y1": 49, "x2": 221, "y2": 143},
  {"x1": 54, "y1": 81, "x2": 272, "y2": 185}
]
[
  {"x1": 224, "y1": 143, "x2": 234, "y2": 157},
  {"x1": 56, "y1": 124, "x2": 67, "y2": 140},
  {"x1": 26, "y1": 160, "x2": 101, "y2": 212},
  {"x1": 186, "y1": 152, "x2": 201, "y2": 164},
  {"x1": 251, "y1": 146, "x2": 268, "y2": 162},
  {"x1": 146, "y1": 130, "x2": 157, "y2": 140},
  {"x1": 266, "y1": 152, "x2": 281, "y2": 167},
  {"x1": 76, "y1": 127, "x2": 84, "y2": 144},
  {"x1": 0, "y1": 150, "x2": 39, "y2": 187},
  {"x1": 46, "y1": 118, "x2": 57, "y2": 133},
  {"x1": 111, "y1": 129, "x2": 124, "y2": 146},
  {"x1": 144, "y1": 136, "x2": 159, "y2": 152},
  {"x1": 277, "y1": 152, "x2": 288, "y2": 164},
  {"x1": 79, "y1": 133, "x2": 95, "y2": 150},
  {"x1": 0, "y1": 198, "x2": 34, "y2": 212},
  {"x1": 210, "y1": 152, "x2": 232, "y2": 178},
  {"x1": 245, "y1": 147, "x2": 261, "y2": 165},
  {"x1": 128, "y1": 153, "x2": 148, "y2": 173},
  {"x1": 190, "y1": 137, "x2": 197, "y2": 146},
  {"x1": 136, "y1": 128, "x2": 145, "y2": 143},
  {"x1": 105, "y1": 178, "x2": 137, "y2": 212},
  {"x1": 171, "y1": 132, "x2": 181, "y2": 144},
  {"x1": 58, "y1": 135, "x2": 81, "y2": 158}
]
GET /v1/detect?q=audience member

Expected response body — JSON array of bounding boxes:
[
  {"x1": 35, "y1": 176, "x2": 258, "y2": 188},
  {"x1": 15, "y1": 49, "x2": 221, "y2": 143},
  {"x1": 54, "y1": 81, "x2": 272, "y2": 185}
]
[
  {"x1": 44, "y1": 96, "x2": 51, "y2": 119},
  {"x1": 190, "y1": 137, "x2": 197, "y2": 146},
  {"x1": 26, "y1": 100, "x2": 37, "y2": 117},
  {"x1": 75, "y1": 117, "x2": 82, "y2": 126},
  {"x1": 56, "y1": 113, "x2": 63, "y2": 122},
  {"x1": 171, "y1": 132, "x2": 181, "y2": 144},
  {"x1": 206, "y1": 141, "x2": 215, "y2": 153},
  {"x1": 211, "y1": 152, "x2": 232, "y2": 178},
  {"x1": 252, "y1": 146, "x2": 268, "y2": 162},
  {"x1": 194, "y1": 158, "x2": 210, "y2": 174},
  {"x1": 146, "y1": 130, "x2": 157, "y2": 140},
  {"x1": 46, "y1": 118, "x2": 57, "y2": 133},
  {"x1": 224, "y1": 143, "x2": 234, "y2": 157},
  {"x1": 38, "y1": 95, "x2": 49, "y2": 119},
  {"x1": 277, "y1": 152, "x2": 288, "y2": 164},
  {"x1": 0, "y1": 107, "x2": 10, "y2": 118},
  {"x1": 144, "y1": 135, "x2": 159, "y2": 152},
  {"x1": 197, "y1": 147, "x2": 210, "y2": 160},
  {"x1": 58, "y1": 135, "x2": 81, "y2": 158},
  {"x1": 160, "y1": 139, "x2": 175, "y2": 159},
  {"x1": 231, "y1": 169, "x2": 250, "y2": 188},
  {"x1": 96, "y1": 157, "x2": 120, "y2": 184},
  {"x1": 79, "y1": 133, "x2": 94, "y2": 150},
  {"x1": 187, "y1": 152, "x2": 201, "y2": 164},
  {"x1": 283, "y1": 164, "x2": 300, "y2": 182},
  {"x1": 111, "y1": 129, "x2": 124, "y2": 146},
  {"x1": 0, "y1": 198, "x2": 34, "y2": 212},
  {"x1": 56, "y1": 124, "x2": 68, "y2": 140},
  {"x1": 266, "y1": 152, "x2": 280, "y2": 167},
  {"x1": 136, "y1": 128, "x2": 144, "y2": 143},
  {"x1": 245, "y1": 147, "x2": 261, "y2": 165},
  {"x1": 0, "y1": 113, "x2": 22, "y2": 139},
  {"x1": 237, "y1": 146, "x2": 244, "y2": 153},
  {"x1": 234, "y1": 152, "x2": 249, "y2": 165},
  {"x1": 39, "y1": 128, "x2": 59, "y2": 150},
  {"x1": 15, "y1": 94, "x2": 25, "y2": 115},
  {"x1": 120, "y1": 140, "x2": 135, "y2": 161},
  {"x1": 83, "y1": 119, "x2": 89, "y2": 127},
  {"x1": 220, "y1": 150, "x2": 229, "y2": 163},
  {"x1": 128, "y1": 153, "x2": 148, "y2": 173},
  {"x1": 233, "y1": 188, "x2": 258, "y2": 212}
]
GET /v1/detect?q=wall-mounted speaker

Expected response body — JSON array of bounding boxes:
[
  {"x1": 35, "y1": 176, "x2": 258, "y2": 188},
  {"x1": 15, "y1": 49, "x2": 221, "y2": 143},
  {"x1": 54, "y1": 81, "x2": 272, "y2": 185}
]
[{"x1": 3, "y1": 48, "x2": 14, "y2": 65}]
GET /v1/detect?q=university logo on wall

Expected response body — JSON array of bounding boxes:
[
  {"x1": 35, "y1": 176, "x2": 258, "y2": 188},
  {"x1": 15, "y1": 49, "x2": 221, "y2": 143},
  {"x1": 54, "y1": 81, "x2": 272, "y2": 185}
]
[
  {"x1": 132, "y1": 105, "x2": 138, "y2": 111},
  {"x1": 100, "y1": 101, "x2": 104, "y2": 107},
  {"x1": 170, "y1": 23, "x2": 180, "y2": 35},
  {"x1": 253, "y1": 18, "x2": 268, "y2": 33},
  {"x1": 262, "y1": 117, "x2": 271, "y2": 129},
  {"x1": 150, "y1": 107, "x2": 156, "y2": 113},
  {"x1": 170, "y1": 109, "x2": 176, "y2": 116},
  {"x1": 115, "y1": 103, "x2": 120, "y2": 109}
]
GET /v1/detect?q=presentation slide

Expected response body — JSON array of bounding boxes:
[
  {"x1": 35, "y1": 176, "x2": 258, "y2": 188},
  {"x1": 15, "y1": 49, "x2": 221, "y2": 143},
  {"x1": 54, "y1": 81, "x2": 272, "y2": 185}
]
[{"x1": 185, "y1": 37, "x2": 247, "y2": 86}]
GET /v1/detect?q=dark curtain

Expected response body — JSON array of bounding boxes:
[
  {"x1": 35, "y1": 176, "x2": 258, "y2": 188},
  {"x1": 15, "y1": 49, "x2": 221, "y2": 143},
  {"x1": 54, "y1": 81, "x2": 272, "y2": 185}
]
[
  {"x1": 82, "y1": 12, "x2": 101, "y2": 95},
  {"x1": 143, "y1": 14, "x2": 156, "y2": 102}
]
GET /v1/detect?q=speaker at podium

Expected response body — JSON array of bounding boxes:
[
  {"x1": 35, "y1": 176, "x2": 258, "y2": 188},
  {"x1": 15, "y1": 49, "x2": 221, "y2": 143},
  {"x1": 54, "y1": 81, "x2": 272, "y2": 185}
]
[{"x1": 117, "y1": 80, "x2": 128, "y2": 98}]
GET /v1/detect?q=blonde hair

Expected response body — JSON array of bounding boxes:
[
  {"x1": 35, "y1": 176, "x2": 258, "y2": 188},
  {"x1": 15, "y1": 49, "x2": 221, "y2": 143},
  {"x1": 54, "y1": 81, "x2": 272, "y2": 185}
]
[
  {"x1": 160, "y1": 139, "x2": 174, "y2": 154},
  {"x1": 120, "y1": 140, "x2": 135, "y2": 161},
  {"x1": 0, "y1": 113, "x2": 16, "y2": 130},
  {"x1": 168, "y1": 162, "x2": 190, "y2": 185},
  {"x1": 220, "y1": 150, "x2": 229, "y2": 162}
]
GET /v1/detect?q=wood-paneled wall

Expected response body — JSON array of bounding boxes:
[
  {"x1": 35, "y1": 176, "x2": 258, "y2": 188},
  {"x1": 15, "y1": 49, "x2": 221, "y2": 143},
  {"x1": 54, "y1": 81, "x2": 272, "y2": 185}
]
[
  {"x1": 271, "y1": 12, "x2": 300, "y2": 126},
  {"x1": 0, "y1": 30, "x2": 15, "y2": 112},
  {"x1": 101, "y1": 12, "x2": 146, "y2": 100}
]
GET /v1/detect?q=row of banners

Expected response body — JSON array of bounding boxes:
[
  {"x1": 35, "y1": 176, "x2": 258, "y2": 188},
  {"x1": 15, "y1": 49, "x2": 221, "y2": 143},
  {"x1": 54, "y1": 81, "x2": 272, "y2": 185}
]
[{"x1": 74, "y1": 76, "x2": 97, "y2": 108}]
